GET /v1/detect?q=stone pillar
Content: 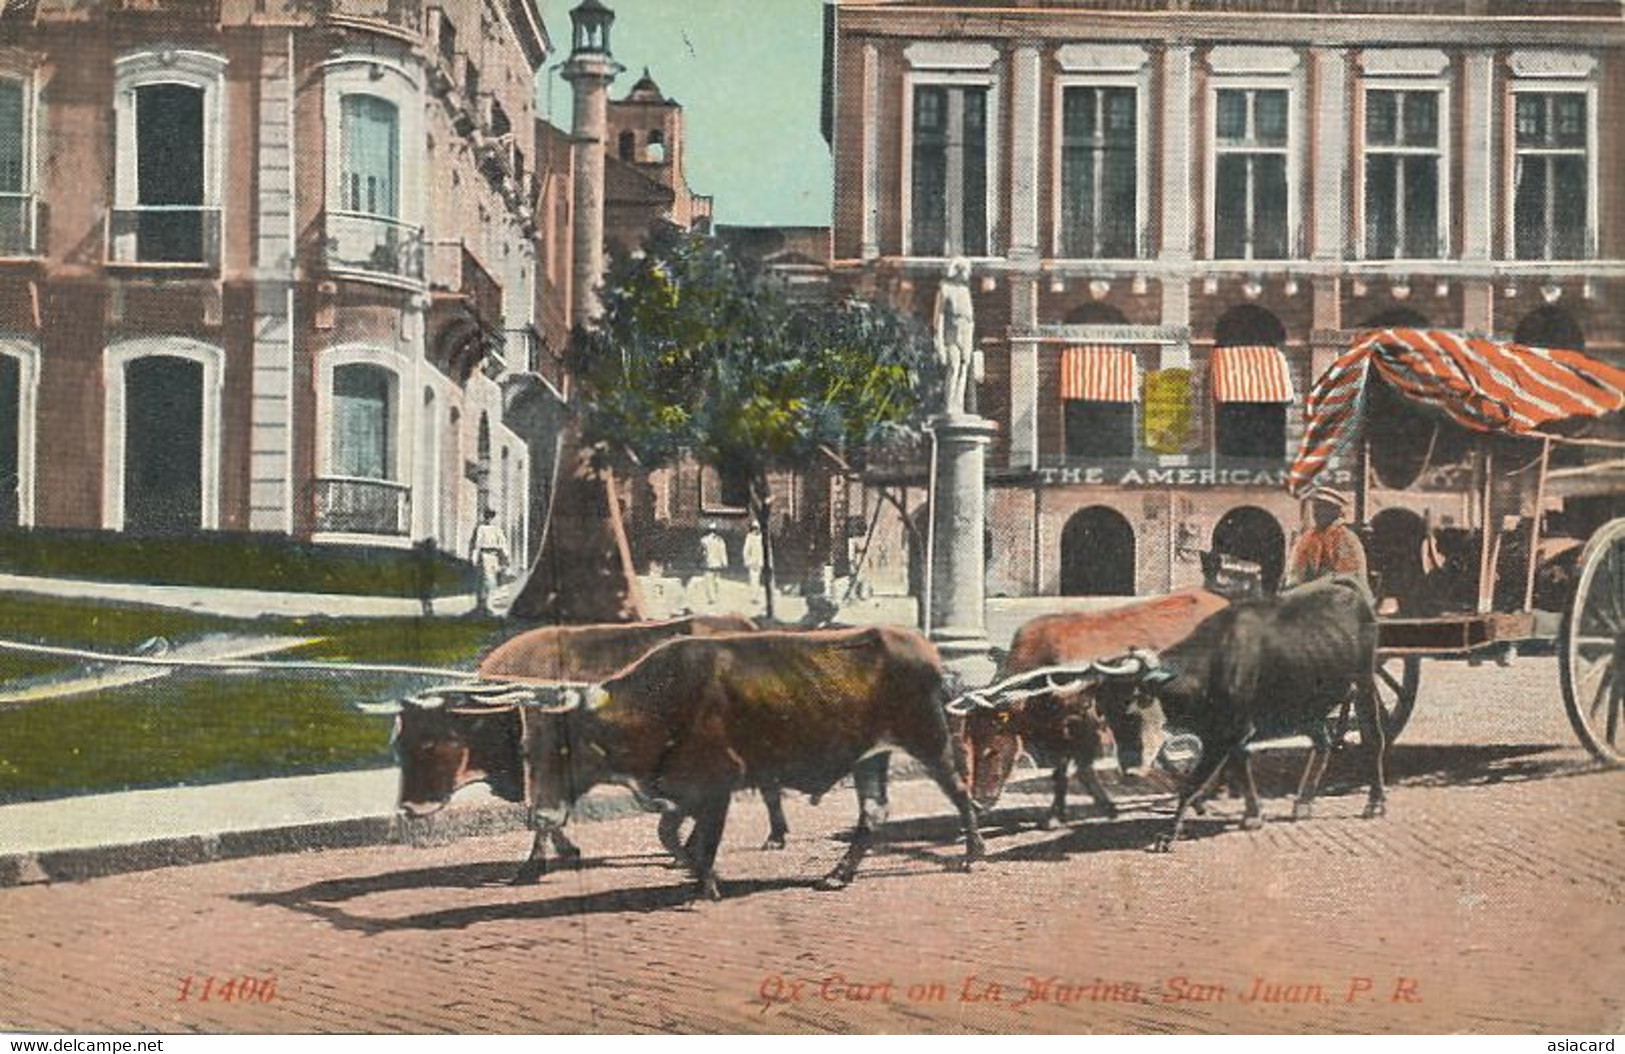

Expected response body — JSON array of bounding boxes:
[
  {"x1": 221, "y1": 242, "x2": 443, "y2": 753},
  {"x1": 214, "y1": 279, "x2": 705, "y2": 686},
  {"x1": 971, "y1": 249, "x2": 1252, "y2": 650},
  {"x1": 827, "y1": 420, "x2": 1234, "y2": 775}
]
[
  {"x1": 1009, "y1": 43, "x2": 1042, "y2": 261},
  {"x1": 1310, "y1": 47, "x2": 1348, "y2": 262},
  {"x1": 1160, "y1": 46, "x2": 1194, "y2": 263},
  {"x1": 250, "y1": 31, "x2": 296, "y2": 533},
  {"x1": 929, "y1": 414, "x2": 997, "y2": 685},
  {"x1": 860, "y1": 42, "x2": 880, "y2": 260},
  {"x1": 563, "y1": 52, "x2": 619, "y2": 325},
  {"x1": 1008, "y1": 276, "x2": 1039, "y2": 469}
]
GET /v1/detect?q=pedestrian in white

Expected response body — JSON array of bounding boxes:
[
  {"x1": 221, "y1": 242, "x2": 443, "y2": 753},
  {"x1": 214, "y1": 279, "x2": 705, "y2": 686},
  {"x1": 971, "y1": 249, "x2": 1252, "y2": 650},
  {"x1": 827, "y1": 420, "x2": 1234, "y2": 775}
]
[
  {"x1": 742, "y1": 520, "x2": 765, "y2": 609},
  {"x1": 470, "y1": 508, "x2": 511, "y2": 616},
  {"x1": 699, "y1": 522, "x2": 728, "y2": 608}
]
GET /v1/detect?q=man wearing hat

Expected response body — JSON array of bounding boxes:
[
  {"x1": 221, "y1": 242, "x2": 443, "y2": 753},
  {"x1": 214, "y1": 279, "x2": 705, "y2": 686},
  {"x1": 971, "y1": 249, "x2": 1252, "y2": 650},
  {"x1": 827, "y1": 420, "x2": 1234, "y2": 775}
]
[{"x1": 1284, "y1": 487, "x2": 1367, "y2": 590}]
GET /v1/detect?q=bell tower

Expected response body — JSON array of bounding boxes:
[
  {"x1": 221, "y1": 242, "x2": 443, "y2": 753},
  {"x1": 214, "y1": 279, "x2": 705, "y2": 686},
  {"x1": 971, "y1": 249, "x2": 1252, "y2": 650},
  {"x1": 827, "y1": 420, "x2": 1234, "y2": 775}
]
[{"x1": 561, "y1": 0, "x2": 621, "y2": 326}]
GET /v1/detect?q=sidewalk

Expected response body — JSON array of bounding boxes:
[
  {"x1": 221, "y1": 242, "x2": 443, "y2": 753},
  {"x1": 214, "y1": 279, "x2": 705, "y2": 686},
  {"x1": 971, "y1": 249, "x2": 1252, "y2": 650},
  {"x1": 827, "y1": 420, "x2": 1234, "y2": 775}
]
[
  {"x1": 0, "y1": 766, "x2": 649, "y2": 888},
  {"x1": 0, "y1": 572, "x2": 482, "y2": 619}
]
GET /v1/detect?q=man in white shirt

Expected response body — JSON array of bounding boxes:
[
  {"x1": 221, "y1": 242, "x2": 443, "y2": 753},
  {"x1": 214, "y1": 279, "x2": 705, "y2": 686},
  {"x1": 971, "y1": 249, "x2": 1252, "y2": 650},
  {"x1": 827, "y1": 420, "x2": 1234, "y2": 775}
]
[
  {"x1": 699, "y1": 522, "x2": 728, "y2": 607},
  {"x1": 470, "y1": 508, "x2": 511, "y2": 616}
]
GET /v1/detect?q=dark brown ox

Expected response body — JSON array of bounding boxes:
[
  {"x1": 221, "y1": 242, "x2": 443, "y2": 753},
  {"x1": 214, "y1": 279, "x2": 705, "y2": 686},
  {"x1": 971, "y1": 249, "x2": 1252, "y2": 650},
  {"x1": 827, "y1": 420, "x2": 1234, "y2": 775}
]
[
  {"x1": 1094, "y1": 575, "x2": 1387, "y2": 850},
  {"x1": 520, "y1": 626, "x2": 985, "y2": 901},
  {"x1": 388, "y1": 615, "x2": 778, "y2": 882},
  {"x1": 961, "y1": 589, "x2": 1229, "y2": 826}
]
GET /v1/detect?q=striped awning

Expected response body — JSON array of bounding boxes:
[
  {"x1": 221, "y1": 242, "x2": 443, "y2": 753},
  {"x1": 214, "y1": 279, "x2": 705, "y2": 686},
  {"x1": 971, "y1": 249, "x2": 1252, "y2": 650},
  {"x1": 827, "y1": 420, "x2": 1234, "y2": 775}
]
[
  {"x1": 1289, "y1": 328, "x2": 1625, "y2": 495},
  {"x1": 1060, "y1": 345, "x2": 1137, "y2": 402},
  {"x1": 1211, "y1": 344, "x2": 1295, "y2": 403}
]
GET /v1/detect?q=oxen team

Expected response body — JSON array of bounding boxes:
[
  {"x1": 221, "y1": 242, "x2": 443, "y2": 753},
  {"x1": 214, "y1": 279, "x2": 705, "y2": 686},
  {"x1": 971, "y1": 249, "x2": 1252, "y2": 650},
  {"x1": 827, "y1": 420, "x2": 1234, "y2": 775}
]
[{"x1": 368, "y1": 574, "x2": 1389, "y2": 900}]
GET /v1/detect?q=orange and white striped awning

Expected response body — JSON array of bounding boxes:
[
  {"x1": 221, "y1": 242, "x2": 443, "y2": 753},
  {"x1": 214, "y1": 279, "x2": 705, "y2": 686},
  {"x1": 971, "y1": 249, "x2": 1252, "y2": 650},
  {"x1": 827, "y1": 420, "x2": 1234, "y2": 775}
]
[
  {"x1": 1059, "y1": 345, "x2": 1137, "y2": 402},
  {"x1": 1210, "y1": 344, "x2": 1294, "y2": 403}
]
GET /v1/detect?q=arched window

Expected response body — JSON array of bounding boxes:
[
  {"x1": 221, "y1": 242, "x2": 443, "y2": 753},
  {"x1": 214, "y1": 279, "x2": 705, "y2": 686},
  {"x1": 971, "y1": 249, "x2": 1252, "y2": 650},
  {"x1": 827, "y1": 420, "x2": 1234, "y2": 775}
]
[
  {"x1": 340, "y1": 94, "x2": 400, "y2": 219},
  {"x1": 1514, "y1": 306, "x2": 1585, "y2": 351},
  {"x1": 1060, "y1": 506, "x2": 1135, "y2": 596},
  {"x1": 1212, "y1": 306, "x2": 1291, "y2": 460},
  {"x1": 618, "y1": 130, "x2": 636, "y2": 161}
]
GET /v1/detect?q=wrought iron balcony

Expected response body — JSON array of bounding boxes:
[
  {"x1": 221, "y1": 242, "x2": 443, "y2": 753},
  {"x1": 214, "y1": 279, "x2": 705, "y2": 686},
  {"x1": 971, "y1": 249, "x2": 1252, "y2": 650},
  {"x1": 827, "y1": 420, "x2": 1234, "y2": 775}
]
[
  {"x1": 323, "y1": 211, "x2": 425, "y2": 284},
  {"x1": 314, "y1": 476, "x2": 411, "y2": 537},
  {"x1": 107, "y1": 205, "x2": 222, "y2": 268}
]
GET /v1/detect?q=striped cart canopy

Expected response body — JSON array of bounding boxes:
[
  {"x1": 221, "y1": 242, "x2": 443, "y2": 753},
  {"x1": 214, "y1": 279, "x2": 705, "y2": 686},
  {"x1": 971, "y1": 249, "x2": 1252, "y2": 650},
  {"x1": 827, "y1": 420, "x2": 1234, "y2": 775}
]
[
  {"x1": 1289, "y1": 328, "x2": 1625, "y2": 495},
  {"x1": 1060, "y1": 345, "x2": 1137, "y2": 402}
]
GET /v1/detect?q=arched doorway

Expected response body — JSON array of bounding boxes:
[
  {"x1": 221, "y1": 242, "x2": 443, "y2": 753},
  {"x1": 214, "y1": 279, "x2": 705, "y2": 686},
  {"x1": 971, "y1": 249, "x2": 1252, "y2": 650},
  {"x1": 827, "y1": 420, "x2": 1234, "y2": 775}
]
[
  {"x1": 0, "y1": 354, "x2": 17, "y2": 528},
  {"x1": 124, "y1": 356, "x2": 204, "y2": 534},
  {"x1": 1212, "y1": 505, "x2": 1285, "y2": 593},
  {"x1": 1060, "y1": 505, "x2": 1135, "y2": 596}
]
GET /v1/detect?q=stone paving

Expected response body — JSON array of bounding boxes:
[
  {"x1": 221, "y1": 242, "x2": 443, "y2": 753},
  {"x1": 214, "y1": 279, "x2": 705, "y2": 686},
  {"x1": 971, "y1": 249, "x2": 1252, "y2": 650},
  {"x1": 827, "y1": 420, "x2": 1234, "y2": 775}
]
[{"x1": 1, "y1": 657, "x2": 1621, "y2": 1034}]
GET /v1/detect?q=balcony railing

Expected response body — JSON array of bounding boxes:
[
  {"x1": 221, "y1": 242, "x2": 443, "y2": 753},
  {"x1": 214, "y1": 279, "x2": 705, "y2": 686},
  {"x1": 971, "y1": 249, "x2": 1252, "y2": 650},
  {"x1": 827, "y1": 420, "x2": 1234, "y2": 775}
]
[
  {"x1": 107, "y1": 205, "x2": 222, "y2": 268},
  {"x1": 314, "y1": 476, "x2": 410, "y2": 537},
  {"x1": 0, "y1": 193, "x2": 40, "y2": 258},
  {"x1": 323, "y1": 211, "x2": 424, "y2": 283},
  {"x1": 427, "y1": 239, "x2": 503, "y2": 331}
]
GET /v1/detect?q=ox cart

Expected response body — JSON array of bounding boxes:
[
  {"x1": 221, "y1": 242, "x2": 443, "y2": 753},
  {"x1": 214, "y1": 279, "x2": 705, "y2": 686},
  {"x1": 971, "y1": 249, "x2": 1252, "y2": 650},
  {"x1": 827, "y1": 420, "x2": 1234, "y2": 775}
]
[{"x1": 1292, "y1": 328, "x2": 1625, "y2": 767}]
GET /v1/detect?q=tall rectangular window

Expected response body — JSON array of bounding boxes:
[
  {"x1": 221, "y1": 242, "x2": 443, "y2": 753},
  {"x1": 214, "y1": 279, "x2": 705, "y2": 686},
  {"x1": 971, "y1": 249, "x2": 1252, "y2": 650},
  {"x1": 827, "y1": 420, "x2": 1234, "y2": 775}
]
[
  {"x1": 1213, "y1": 88, "x2": 1290, "y2": 260},
  {"x1": 1514, "y1": 92, "x2": 1588, "y2": 260},
  {"x1": 341, "y1": 94, "x2": 400, "y2": 219},
  {"x1": 135, "y1": 83, "x2": 205, "y2": 262},
  {"x1": 1364, "y1": 89, "x2": 1442, "y2": 259},
  {"x1": 1060, "y1": 86, "x2": 1137, "y2": 258},
  {"x1": 0, "y1": 79, "x2": 29, "y2": 256},
  {"x1": 332, "y1": 364, "x2": 393, "y2": 481},
  {"x1": 910, "y1": 83, "x2": 988, "y2": 257}
]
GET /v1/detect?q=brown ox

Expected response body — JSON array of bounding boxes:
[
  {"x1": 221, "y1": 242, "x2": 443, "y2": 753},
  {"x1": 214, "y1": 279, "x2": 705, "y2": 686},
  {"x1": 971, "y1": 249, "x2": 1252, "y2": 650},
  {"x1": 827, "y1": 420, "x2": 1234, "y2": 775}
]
[
  {"x1": 519, "y1": 626, "x2": 984, "y2": 901},
  {"x1": 388, "y1": 615, "x2": 778, "y2": 882},
  {"x1": 961, "y1": 589, "x2": 1229, "y2": 826}
]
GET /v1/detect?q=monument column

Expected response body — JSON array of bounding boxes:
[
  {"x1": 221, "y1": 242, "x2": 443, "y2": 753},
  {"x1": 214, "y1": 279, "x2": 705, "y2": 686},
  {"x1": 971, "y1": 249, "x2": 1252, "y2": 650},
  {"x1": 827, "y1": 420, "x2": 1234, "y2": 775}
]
[{"x1": 927, "y1": 259, "x2": 995, "y2": 684}]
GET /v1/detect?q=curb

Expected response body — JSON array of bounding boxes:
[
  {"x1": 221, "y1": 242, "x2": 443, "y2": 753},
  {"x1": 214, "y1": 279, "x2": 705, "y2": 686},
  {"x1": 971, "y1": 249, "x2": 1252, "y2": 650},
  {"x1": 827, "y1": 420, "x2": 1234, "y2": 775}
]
[{"x1": 0, "y1": 789, "x2": 653, "y2": 889}]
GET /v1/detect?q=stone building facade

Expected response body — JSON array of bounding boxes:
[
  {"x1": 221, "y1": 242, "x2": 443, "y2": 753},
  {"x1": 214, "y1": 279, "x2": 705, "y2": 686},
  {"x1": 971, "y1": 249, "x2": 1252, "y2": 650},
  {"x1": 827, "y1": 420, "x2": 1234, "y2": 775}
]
[
  {"x1": 823, "y1": 0, "x2": 1625, "y2": 600},
  {"x1": 0, "y1": 0, "x2": 551, "y2": 569}
]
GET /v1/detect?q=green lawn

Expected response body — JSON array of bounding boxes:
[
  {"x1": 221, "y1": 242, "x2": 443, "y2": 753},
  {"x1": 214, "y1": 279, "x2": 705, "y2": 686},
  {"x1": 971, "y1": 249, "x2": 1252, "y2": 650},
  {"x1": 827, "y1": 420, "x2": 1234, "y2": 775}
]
[{"x1": 0, "y1": 594, "x2": 511, "y2": 803}]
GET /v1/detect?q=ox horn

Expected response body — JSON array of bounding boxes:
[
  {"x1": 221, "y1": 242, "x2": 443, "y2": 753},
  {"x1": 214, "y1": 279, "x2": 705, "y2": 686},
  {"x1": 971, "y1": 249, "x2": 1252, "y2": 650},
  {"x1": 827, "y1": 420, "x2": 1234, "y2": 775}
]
[
  {"x1": 354, "y1": 699, "x2": 404, "y2": 716},
  {"x1": 1091, "y1": 650, "x2": 1155, "y2": 678}
]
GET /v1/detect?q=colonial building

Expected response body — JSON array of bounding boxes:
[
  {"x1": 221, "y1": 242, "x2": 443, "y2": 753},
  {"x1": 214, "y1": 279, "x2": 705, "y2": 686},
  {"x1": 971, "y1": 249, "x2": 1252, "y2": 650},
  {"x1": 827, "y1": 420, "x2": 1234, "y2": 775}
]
[
  {"x1": 604, "y1": 68, "x2": 714, "y2": 253},
  {"x1": 0, "y1": 0, "x2": 551, "y2": 570},
  {"x1": 824, "y1": 0, "x2": 1625, "y2": 599}
]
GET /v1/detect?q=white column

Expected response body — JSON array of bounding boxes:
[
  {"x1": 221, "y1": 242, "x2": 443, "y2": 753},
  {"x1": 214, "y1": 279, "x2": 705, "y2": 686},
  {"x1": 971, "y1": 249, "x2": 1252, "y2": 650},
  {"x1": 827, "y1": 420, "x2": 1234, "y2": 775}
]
[
  {"x1": 1009, "y1": 277, "x2": 1039, "y2": 469},
  {"x1": 1009, "y1": 43, "x2": 1042, "y2": 260},
  {"x1": 861, "y1": 43, "x2": 879, "y2": 259},
  {"x1": 250, "y1": 31, "x2": 296, "y2": 533},
  {"x1": 1462, "y1": 51, "x2": 1495, "y2": 262},
  {"x1": 1311, "y1": 47, "x2": 1348, "y2": 261},
  {"x1": 1160, "y1": 45, "x2": 1194, "y2": 262}
]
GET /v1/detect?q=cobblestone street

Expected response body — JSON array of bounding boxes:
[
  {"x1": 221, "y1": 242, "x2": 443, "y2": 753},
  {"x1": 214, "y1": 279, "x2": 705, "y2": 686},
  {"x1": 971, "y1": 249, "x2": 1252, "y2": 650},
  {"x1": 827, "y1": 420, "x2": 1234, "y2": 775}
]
[{"x1": 2, "y1": 657, "x2": 1621, "y2": 1034}]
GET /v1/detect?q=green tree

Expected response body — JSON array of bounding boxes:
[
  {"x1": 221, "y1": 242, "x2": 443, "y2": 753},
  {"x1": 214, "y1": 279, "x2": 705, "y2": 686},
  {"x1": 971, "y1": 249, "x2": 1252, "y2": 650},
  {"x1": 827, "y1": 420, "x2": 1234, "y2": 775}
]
[{"x1": 570, "y1": 229, "x2": 934, "y2": 619}]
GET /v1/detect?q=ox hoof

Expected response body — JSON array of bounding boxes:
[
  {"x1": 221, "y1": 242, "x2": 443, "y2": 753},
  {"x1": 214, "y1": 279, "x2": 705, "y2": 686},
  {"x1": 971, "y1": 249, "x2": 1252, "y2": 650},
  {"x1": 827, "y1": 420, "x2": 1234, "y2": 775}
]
[
  {"x1": 814, "y1": 871, "x2": 852, "y2": 892},
  {"x1": 761, "y1": 836, "x2": 787, "y2": 851},
  {"x1": 1291, "y1": 802, "x2": 1314, "y2": 822},
  {"x1": 1362, "y1": 800, "x2": 1387, "y2": 820},
  {"x1": 1038, "y1": 813, "x2": 1061, "y2": 832},
  {"x1": 1149, "y1": 837, "x2": 1176, "y2": 854},
  {"x1": 511, "y1": 864, "x2": 545, "y2": 886},
  {"x1": 697, "y1": 878, "x2": 723, "y2": 902},
  {"x1": 1240, "y1": 814, "x2": 1264, "y2": 832}
]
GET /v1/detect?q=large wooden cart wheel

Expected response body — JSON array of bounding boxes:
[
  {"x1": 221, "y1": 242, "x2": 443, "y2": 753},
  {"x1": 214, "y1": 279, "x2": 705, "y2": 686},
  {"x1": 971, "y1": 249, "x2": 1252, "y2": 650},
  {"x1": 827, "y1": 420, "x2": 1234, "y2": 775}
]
[
  {"x1": 1375, "y1": 654, "x2": 1422, "y2": 741},
  {"x1": 1560, "y1": 518, "x2": 1625, "y2": 767}
]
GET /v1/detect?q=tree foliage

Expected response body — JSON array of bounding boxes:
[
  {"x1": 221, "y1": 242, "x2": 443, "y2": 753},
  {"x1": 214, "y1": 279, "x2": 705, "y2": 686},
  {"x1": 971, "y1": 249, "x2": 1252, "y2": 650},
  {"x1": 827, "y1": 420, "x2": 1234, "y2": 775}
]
[
  {"x1": 571, "y1": 228, "x2": 933, "y2": 475},
  {"x1": 567, "y1": 227, "x2": 935, "y2": 614}
]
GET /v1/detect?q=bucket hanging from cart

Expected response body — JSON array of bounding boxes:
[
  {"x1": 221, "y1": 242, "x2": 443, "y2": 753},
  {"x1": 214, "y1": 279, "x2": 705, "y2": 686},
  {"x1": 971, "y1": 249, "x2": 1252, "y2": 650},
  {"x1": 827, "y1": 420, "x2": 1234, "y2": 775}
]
[{"x1": 1289, "y1": 328, "x2": 1625, "y2": 496}]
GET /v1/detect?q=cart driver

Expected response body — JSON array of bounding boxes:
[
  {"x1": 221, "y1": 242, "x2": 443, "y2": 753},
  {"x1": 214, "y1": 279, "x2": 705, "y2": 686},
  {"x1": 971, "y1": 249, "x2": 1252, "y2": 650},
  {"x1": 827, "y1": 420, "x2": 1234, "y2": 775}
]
[{"x1": 1284, "y1": 487, "x2": 1368, "y2": 590}]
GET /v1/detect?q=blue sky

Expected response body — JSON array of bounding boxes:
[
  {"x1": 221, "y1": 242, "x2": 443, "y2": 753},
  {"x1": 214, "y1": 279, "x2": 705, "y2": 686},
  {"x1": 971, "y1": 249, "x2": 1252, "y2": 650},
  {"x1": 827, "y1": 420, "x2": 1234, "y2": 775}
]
[{"x1": 538, "y1": 0, "x2": 834, "y2": 227}]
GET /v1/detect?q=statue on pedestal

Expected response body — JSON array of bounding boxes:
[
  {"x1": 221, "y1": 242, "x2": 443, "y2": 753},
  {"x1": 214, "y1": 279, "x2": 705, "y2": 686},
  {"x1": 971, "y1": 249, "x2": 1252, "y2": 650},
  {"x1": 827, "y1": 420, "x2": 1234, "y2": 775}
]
[{"x1": 933, "y1": 257, "x2": 978, "y2": 417}]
